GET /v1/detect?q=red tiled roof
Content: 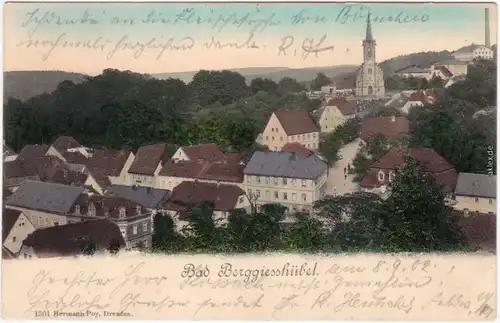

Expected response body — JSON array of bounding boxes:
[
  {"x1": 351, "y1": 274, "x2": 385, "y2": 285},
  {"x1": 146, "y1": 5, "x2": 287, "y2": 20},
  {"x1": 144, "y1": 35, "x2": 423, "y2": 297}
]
[
  {"x1": 45, "y1": 169, "x2": 89, "y2": 187},
  {"x1": 22, "y1": 219, "x2": 126, "y2": 258},
  {"x1": 3, "y1": 155, "x2": 67, "y2": 180},
  {"x1": 62, "y1": 151, "x2": 89, "y2": 165},
  {"x1": 72, "y1": 194, "x2": 149, "y2": 220},
  {"x1": 86, "y1": 149, "x2": 132, "y2": 177},
  {"x1": 282, "y1": 142, "x2": 314, "y2": 157},
  {"x1": 128, "y1": 143, "x2": 168, "y2": 176},
  {"x1": 17, "y1": 145, "x2": 49, "y2": 160},
  {"x1": 180, "y1": 143, "x2": 226, "y2": 162},
  {"x1": 361, "y1": 116, "x2": 410, "y2": 140},
  {"x1": 334, "y1": 78, "x2": 356, "y2": 90},
  {"x1": 51, "y1": 136, "x2": 81, "y2": 154},
  {"x1": 274, "y1": 110, "x2": 320, "y2": 136},
  {"x1": 164, "y1": 181, "x2": 245, "y2": 213},
  {"x1": 408, "y1": 91, "x2": 436, "y2": 105},
  {"x1": 87, "y1": 168, "x2": 112, "y2": 190},
  {"x1": 159, "y1": 159, "x2": 244, "y2": 183},
  {"x1": 326, "y1": 98, "x2": 356, "y2": 115}
]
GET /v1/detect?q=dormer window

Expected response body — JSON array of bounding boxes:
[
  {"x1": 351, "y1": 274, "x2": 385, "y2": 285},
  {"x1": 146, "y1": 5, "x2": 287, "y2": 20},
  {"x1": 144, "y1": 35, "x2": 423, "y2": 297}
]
[
  {"x1": 88, "y1": 202, "x2": 96, "y2": 216},
  {"x1": 119, "y1": 207, "x2": 126, "y2": 219},
  {"x1": 136, "y1": 205, "x2": 142, "y2": 215},
  {"x1": 377, "y1": 171, "x2": 385, "y2": 182},
  {"x1": 75, "y1": 204, "x2": 81, "y2": 215}
]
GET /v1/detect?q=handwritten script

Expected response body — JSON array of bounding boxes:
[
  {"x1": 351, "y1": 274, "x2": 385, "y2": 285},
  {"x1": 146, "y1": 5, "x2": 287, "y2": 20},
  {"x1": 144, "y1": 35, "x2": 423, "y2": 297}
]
[
  {"x1": 3, "y1": 254, "x2": 495, "y2": 320},
  {"x1": 12, "y1": 4, "x2": 431, "y2": 61}
]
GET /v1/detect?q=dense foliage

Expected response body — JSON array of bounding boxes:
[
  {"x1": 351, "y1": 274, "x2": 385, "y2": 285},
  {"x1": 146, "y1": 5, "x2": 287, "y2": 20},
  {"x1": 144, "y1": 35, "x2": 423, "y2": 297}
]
[
  {"x1": 385, "y1": 75, "x2": 445, "y2": 91},
  {"x1": 319, "y1": 117, "x2": 361, "y2": 164}
]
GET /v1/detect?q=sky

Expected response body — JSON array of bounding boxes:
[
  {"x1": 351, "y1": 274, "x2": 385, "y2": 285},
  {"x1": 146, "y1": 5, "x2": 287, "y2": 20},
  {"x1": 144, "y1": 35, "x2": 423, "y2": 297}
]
[{"x1": 4, "y1": 2, "x2": 498, "y2": 75}]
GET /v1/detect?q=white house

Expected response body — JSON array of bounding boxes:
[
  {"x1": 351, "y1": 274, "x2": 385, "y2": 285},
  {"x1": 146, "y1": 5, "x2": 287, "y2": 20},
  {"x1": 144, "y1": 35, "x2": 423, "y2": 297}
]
[
  {"x1": 312, "y1": 98, "x2": 356, "y2": 133},
  {"x1": 3, "y1": 208, "x2": 36, "y2": 256},
  {"x1": 453, "y1": 44, "x2": 494, "y2": 62}
]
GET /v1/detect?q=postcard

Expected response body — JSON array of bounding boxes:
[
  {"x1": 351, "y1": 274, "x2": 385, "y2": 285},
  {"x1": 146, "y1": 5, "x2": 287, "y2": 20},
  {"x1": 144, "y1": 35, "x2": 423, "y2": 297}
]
[{"x1": 2, "y1": 1, "x2": 497, "y2": 321}]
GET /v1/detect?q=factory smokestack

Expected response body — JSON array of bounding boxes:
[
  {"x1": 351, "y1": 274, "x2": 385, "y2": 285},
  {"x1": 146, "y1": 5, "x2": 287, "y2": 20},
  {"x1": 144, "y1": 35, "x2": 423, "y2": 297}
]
[{"x1": 485, "y1": 8, "x2": 491, "y2": 48}]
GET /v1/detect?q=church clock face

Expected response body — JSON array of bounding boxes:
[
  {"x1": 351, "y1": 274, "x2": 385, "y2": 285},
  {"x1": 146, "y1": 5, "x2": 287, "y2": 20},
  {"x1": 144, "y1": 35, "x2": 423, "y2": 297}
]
[{"x1": 367, "y1": 47, "x2": 372, "y2": 58}]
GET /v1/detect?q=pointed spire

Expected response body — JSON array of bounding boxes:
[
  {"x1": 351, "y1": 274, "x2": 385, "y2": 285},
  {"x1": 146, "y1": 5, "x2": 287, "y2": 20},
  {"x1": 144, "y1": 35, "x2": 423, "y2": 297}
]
[{"x1": 365, "y1": 13, "x2": 373, "y2": 42}]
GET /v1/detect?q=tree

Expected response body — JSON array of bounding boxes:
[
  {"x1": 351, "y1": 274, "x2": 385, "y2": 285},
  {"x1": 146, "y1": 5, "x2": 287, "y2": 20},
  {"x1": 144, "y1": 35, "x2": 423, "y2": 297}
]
[
  {"x1": 319, "y1": 118, "x2": 361, "y2": 165},
  {"x1": 277, "y1": 77, "x2": 306, "y2": 94},
  {"x1": 250, "y1": 78, "x2": 278, "y2": 94},
  {"x1": 82, "y1": 237, "x2": 97, "y2": 256},
  {"x1": 311, "y1": 73, "x2": 331, "y2": 90},
  {"x1": 107, "y1": 239, "x2": 122, "y2": 255},
  {"x1": 286, "y1": 215, "x2": 327, "y2": 252},
  {"x1": 189, "y1": 70, "x2": 250, "y2": 106}
]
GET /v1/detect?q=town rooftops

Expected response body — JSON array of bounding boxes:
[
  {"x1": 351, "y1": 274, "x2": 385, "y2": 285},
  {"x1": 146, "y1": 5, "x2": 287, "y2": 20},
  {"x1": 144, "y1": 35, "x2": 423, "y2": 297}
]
[
  {"x1": 17, "y1": 144, "x2": 49, "y2": 160},
  {"x1": 5, "y1": 180, "x2": 85, "y2": 214},
  {"x1": 164, "y1": 181, "x2": 245, "y2": 213},
  {"x1": 86, "y1": 149, "x2": 132, "y2": 177},
  {"x1": 180, "y1": 143, "x2": 226, "y2": 162},
  {"x1": 407, "y1": 90, "x2": 437, "y2": 105},
  {"x1": 396, "y1": 65, "x2": 430, "y2": 74},
  {"x1": 435, "y1": 66, "x2": 453, "y2": 77},
  {"x1": 159, "y1": 158, "x2": 244, "y2": 183},
  {"x1": 360, "y1": 116, "x2": 410, "y2": 140},
  {"x1": 326, "y1": 97, "x2": 357, "y2": 115},
  {"x1": 273, "y1": 110, "x2": 320, "y2": 136},
  {"x1": 128, "y1": 143, "x2": 168, "y2": 176},
  {"x1": 105, "y1": 185, "x2": 171, "y2": 209},
  {"x1": 244, "y1": 151, "x2": 327, "y2": 180},
  {"x1": 454, "y1": 173, "x2": 496, "y2": 199},
  {"x1": 62, "y1": 151, "x2": 89, "y2": 165},
  {"x1": 3, "y1": 208, "x2": 23, "y2": 243},
  {"x1": 72, "y1": 194, "x2": 149, "y2": 219},
  {"x1": 281, "y1": 142, "x2": 314, "y2": 157},
  {"x1": 433, "y1": 59, "x2": 469, "y2": 66},
  {"x1": 51, "y1": 136, "x2": 82, "y2": 154},
  {"x1": 453, "y1": 44, "x2": 490, "y2": 55},
  {"x1": 22, "y1": 219, "x2": 126, "y2": 258}
]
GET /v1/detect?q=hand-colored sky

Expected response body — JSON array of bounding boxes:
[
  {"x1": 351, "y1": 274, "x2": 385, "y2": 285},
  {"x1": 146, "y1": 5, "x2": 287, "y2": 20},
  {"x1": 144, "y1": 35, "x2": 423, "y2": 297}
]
[{"x1": 4, "y1": 2, "x2": 498, "y2": 75}]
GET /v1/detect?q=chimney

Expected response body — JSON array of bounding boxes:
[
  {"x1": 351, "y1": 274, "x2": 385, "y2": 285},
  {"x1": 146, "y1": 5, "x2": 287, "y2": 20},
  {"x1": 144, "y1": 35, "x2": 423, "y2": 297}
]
[
  {"x1": 485, "y1": 8, "x2": 491, "y2": 48},
  {"x1": 391, "y1": 116, "x2": 396, "y2": 122}
]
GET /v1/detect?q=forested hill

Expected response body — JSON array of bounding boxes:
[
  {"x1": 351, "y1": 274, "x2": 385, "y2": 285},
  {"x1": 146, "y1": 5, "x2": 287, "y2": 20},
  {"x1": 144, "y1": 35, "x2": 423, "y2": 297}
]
[
  {"x1": 379, "y1": 50, "x2": 454, "y2": 74},
  {"x1": 4, "y1": 71, "x2": 87, "y2": 102}
]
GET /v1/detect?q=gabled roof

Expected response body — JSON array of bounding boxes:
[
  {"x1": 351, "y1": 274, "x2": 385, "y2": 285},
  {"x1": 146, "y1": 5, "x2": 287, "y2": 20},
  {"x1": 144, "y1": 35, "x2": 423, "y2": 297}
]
[
  {"x1": 407, "y1": 91, "x2": 436, "y2": 105},
  {"x1": 51, "y1": 136, "x2": 81, "y2": 154},
  {"x1": 5, "y1": 180, "x2": 85, "y2": 214},
  {"x1": 3, "y1": 155, "x2": 67, "y2": 180},
  {"x1": 164, "y1": 181, "x2": 245, "y2": 213},
  {"x1": 159, "y1": 158, "x2": 244, "y2": 183},
  {"x1": 435, "y1": 66, "x2": 453, "y2": 77},
  {"x1": 396, "y1": 65, "x2": 430, "y2": 74},
  {"x1": 86, "y1": 149, "x2": 133, "y2": 177},
  {"x1": 244, "y1": 151, "x2": 327, "y2": 179},
  {"x1": 128, "y1": 143, "x2": 169, "y2": 176},
  {"x1": 454, "y1": 173, "x2": 496, "y2": 198},
  {"x1": 62, "y1": 151, "x2": 89, "y2": 165},
  {"x1": 44, "y1": 168, "x2": 89, "y2": 187},
  {"x1": 360, "y1": 116, "x2": 410, "y2": 140},
  {"x1": 453, "y1": 44, "x2": 490, "y2": 55},
  {"x1": 87, "y1": 168, "x2": 112, "y2": 190},
  {"x1": 22, "y1": 219, "x2": 126, "y2": 258},
  {"x1": 326, "y1": 98, "x2": 357, "y2": 116},
  {"x1": 281, "y1": 142, "x2": 314, "y2": 157},
  {"x1": 371, "y1": 148, "x2": 455, "y2": 172},
  {"x1": 273, "y1": 110, "x2": 320, "y2": 136},
  {"x1": 180, "y1": 143, "x2": 226, "y2": 162},
  {"x1": 17, "y1": 144, "x2": 49, "y2": 160},
  {"x1": 105, "y1": 185, "x2": 170, "y2": 209},
  {"x1": 3, "y1": 208, "x2": 23, "y2": 243},
  {"x1": 71, "y1": 194, "x2": 149, "y2": 219}
]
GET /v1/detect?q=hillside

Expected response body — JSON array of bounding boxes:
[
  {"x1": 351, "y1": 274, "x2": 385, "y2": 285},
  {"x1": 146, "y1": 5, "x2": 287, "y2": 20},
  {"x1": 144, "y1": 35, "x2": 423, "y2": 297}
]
[
  {"x1": 4, "y1": 71, "x2": 88, "y2": 102},
  {"x1": 379, "y1": 50, "x2": 454, "y2": 75}
]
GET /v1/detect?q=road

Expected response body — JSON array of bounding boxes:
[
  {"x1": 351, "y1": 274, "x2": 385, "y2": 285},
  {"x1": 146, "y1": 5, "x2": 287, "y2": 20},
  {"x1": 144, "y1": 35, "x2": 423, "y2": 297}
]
[{"x1": 325, "y1": 138, "x2": 362, "y2": 196}]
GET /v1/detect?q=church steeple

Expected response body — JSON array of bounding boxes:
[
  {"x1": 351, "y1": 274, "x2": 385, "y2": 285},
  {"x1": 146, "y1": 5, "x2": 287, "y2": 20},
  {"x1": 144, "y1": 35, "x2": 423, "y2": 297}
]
[{"x1": 365, "y1": 13, "x2": 373, "y2": 42}]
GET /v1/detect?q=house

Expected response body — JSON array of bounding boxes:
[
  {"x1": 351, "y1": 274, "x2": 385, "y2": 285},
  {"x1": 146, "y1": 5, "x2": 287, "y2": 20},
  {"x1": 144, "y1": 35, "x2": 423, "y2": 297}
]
[
  {"x1": 105, "y1": 184, "x2": 170, "y2": 214},
  {"x1": 50, "y1": 136, "x2": 82, "y2": 157},
  {"x1": 164, "y1": 181, "x2": 249, "y2": 232},
  {"x1": 401, "y1": 90, "x2": 437, "y2": 114},
  {"x1": 3, "y1": 155, "x2": 68, "y2": 191},
  {"x1": 445, "y1": 75, "x2": 467, "y2": 88},
  {"x1": 333, "y1": 78, "x2": 356, "y2": 97},
  {"x1": 243, "y1": 151, "x2": 328, "y2": 213},
  {"x1": 456, "y1": 210, "x2": 496, "y2": 253},
  {"x1": 313, "y1": 98, "x2": 356, "y2": 133},
  {"x1": 262, "y1": 110, "x2": 320, "y2": 151},
  {"x1": 19, "y1": 219, "x2": 126, "y2": 259},
  {"x1": 16, "y1": 144, "x2": 49, "y2": 160},
  {"x1": 86, "y1": 149, "x2": 134, "y2": 184},
  {"x1": 128, "y1": 143, "x2": 169, "y2": 187},
  {"x1": 395, "y1": 65, "x2": 431, "y2": 80},
  {"x1": 453, "y1": 173, "x2": 496, "y2": 214},
  {"x1": 430, "y1": 59, "x2": 469, "y2": 78},
  {"x1": 281, "y1": 143, "x2": 314, "y2": 157},
  {"x1": 171, "y1": 143, "x2": 226, "y2": 162},
  {"x1": 3, "y1": 208, "x2": 36, "y2": 257},
  {"x1": 3, "y1": 141, "x2": 17, "y2": 162},
  {"x1": 320, "y1": 83, "x2": 336, "y2": 96},
  {"x1": 68, "y1": 194, "x2": 153, "y2": 249},
  {"x1": 429, "y1": 65, "x2": 453, "y2": 80},
  {"x1": 360, "y1": 147, "x2": 458, "y2": 197},
  {"x1": 43, "y1": 168, "x2": 104, "y2": 195},
  {"x1": 5, "y1": 180, "x2": 86, "y2": 229},
  {"x1": 360, "y1": 116, "x2": 410, "y2": 142},
  {"x1": 158, "y1": 154, "x2": 245, "y2": 191},
  {"x1": 453, "y1": 44, "x2": 494, "y2": 62}
]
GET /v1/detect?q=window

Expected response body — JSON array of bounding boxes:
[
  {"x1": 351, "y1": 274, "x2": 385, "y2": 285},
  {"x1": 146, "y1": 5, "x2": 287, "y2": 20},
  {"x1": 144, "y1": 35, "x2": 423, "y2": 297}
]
[
  {"x1": 274, "y1": 191, "x2": 279, "y2": 199},
  {"x1": 266, "y1": 190, "x2": 270, "y2": 198},
  {"x1": 144, "y1": 240, "x2": 148, "y2": 248},
  {"x1": 248, "y1": 189, "x2": 253, "y2": 196},
  {"x1": 119, "y1": 207, "x2": 126, "y2": 219},
  {"x1": 301, "y1": 180, "x2": 306, "y2": 187},
  {"x1": 142, "y1": 222, "x2": 148, "y2": 232},
  {"x1": 256, "y1": 190, "x2": 260, "y2": 198},
  {"x1": 368, "y1": 68, "x2": 373, "y2": 74},
  {"x1": 247, "y1": 176, "x2": 251, "y2": 183},
  {"x1": 136, "y1": 205, "x2": 142, "y2": 215},
  {"x1": 24, "y1": 254, "x2": 27, "y2": 259},
  {"x1": 133, "y1": 225, "x2": 138, "y2": 235},
  {"x1": 256, "y1": 176, "x2": 261, "y2": 183},
  {"x1": 291, "y1": 179, "x2": 296, "y2": 186},
  {"x1": 88, "y1": 202, "x2": 96, "y2": 216},
  {"x1": 292, "y1": 193, "x2": 297, "y2": 201},
  {"x1": 283, "y1": 192, "x2": 288, "y2": 200},
  {"x1": 273, "y1": 178, "x2": 279, "y2": 185},
  {"x1": 239, "y1": 196, "x2": 244, "y2": 204},
  {"x1": 301, "y1": 194, "x2": 307, "y2": 202},
  {"x1": 307, "y1": 134, "x2": 310, "y2": 139},
  {"x1": 272, "y1": 136, "x2": 275, "y2": 141},
  {"x1": 75, "y1": 205, "x2": 80, "y2": 214},
  {"x1": 266, "y1": 136, "x2": 269, "y2": 140},
  {"x1": 54, "y1": 222, "x2": 59, "y2": 226},
  {"x1": 489, "y1": 199, "x2": 493, "y2": 205},
  {"x1": 313, "y1": 133, "x2": 316, "y2": 138},
  {"x1": 291, "y1": 135, "x2": 295, "y2": 140},
  {"x1": 282, "y1": 178, "x2": 287, "y2": 185},
  {"x1": 265, "y1": 177, "x2": 270, "y2": 184},
  {"x1": 302, "y1": 135, "x2": 305, "y2": 140},
  {"x1": 12, "y1": 237, "x2": 16, "y2": 243},
  {"x1": 475, "y1": 198, "x2": 479, "y2": 203},
  {"x1": 377, "y1": 171, "x2": 385, "y2": 182}
]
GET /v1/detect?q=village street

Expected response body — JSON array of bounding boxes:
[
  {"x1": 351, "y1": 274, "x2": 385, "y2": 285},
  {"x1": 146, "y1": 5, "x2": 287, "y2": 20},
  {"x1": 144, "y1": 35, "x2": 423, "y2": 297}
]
[{"x1": 325, "y1": 138, "x2": 363, "y2": 196}]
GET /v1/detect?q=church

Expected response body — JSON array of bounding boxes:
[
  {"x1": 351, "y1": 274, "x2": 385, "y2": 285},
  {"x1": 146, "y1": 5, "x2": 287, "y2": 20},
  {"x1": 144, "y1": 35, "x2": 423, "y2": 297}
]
[{"x1": 355, "y1": 14, "x2": 386, "y2": 99}]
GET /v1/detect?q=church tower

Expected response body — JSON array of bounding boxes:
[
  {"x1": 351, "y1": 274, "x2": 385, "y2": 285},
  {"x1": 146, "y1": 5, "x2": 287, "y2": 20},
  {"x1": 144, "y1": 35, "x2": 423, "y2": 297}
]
[{"x1": 355, "y1": 14, "x2": 385, "y2": 99}]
